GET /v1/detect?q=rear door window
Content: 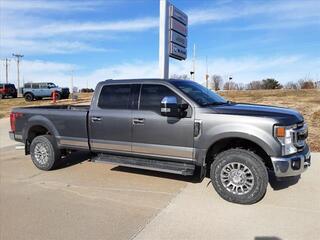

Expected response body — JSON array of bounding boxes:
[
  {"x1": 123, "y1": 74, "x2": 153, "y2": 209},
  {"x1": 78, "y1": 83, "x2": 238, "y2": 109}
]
[{"x1": 98, "y1": 84, "x2": 132, "y2": 109}]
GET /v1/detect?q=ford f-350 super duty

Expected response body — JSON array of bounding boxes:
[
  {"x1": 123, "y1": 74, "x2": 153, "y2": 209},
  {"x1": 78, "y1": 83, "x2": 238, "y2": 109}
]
[{"x1": 9, "y1": 79, "x2": 311, "y2": 204}]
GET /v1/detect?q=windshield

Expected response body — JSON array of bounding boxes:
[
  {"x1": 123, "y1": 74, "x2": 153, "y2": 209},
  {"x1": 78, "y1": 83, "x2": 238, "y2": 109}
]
[{"x1": 171, "y1": 80, "x2": 227, "y2": 106}]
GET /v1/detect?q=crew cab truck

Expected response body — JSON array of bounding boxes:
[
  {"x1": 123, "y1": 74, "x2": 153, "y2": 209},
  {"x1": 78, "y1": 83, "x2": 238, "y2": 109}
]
[{"x1": 9, "y1": 79, "x2": 311, "y2": 204}]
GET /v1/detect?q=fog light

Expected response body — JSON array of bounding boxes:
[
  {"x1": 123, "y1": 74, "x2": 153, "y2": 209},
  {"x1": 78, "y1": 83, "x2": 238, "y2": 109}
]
[{"x1": 291, "y1": 158, "x2": 301, "y2": 170}]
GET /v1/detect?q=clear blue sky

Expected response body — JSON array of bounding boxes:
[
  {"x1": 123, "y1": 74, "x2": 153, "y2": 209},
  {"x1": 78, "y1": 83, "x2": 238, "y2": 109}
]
[{"x1": 1, "y1": 0, "x2": 319, "y2": 88}]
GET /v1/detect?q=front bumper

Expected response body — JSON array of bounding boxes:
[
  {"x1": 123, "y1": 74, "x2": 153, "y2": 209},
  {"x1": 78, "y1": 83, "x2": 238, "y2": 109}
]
[{"x1": 271, "y1": 145, "x2": 311, "y2": 178}]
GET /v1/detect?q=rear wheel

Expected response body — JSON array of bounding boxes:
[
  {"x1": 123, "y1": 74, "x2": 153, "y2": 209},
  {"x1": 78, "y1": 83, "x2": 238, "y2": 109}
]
[
  {"x1": 24, "y1": 93, "x2": 34, "y2": 101},
  {"x1": 210, "y1": 148, "x2": 268, "y2": 204},
  {"x1": 30, "y1": 135, "x2": 61, "y2": 170},
  {"x1": 55, "y1": 92, "x2": 61, "y2": 100}
]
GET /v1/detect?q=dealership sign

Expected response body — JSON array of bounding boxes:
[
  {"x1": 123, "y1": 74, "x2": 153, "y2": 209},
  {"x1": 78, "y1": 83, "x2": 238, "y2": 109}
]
[{"x1": 169, "y1": 4, "x2": 188, "y2": 60}]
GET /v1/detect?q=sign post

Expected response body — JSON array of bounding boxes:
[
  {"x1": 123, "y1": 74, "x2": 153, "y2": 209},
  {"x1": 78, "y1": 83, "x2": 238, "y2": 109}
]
[{"x1": 159, "y1": 0, "x2": 188, "y2": 79}]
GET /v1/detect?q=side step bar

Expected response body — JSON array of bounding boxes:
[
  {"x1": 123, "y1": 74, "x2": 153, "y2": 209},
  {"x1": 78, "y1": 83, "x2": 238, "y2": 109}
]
[{"x1": 92, "y1": 153, "x2": 195, "y2": 176}]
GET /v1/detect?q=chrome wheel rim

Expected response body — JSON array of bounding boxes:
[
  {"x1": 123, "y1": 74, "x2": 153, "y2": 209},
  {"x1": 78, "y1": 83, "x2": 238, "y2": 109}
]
[
  {"x1": 34, "y1": 143, "x2": 49, "y2": 165},
  {"x1": 220, "y1": 162, "x2": 254, "y2": 195}
]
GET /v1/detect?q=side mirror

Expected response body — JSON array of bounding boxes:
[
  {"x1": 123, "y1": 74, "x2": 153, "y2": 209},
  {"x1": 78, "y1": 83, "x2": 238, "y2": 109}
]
[{"x1": 160, "y1": 96, "x2": 179, "y2": 117}]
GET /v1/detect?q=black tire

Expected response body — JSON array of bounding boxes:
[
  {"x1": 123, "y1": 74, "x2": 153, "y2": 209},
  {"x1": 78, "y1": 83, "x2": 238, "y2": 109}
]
[
  {"x1": 30, "y1": 135, "x2": 61, "y2": 171},
  {"x1": 55, "y1": 92, "x2": 61, "y2": 100},
  {"x1": 24, "y1": 93, "x2": 34, "y2": 101},
  {"x1": 210, "y1": 148, "x2": 268, "y2": 204}
]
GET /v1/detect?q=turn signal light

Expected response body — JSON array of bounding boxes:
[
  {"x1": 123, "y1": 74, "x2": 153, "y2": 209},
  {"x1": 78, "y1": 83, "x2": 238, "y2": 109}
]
[{"x1": 276, "y1": 127, "x2": 285, "y2": 137}]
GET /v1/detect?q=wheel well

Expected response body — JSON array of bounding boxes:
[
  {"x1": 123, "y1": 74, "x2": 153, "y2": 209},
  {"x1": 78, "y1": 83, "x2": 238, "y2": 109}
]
[
  {"x1": 23, "y1": 92, "x2": 34, "y2": 97},
  {"x1": 25, "y1": 125, "x2": 51, "y2": 154},
  {"x1": 205, "y1": 137, "x2": 273, "y2": 171}
]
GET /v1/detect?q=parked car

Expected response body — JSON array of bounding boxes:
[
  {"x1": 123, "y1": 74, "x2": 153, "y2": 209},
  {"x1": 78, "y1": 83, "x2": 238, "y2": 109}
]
[
  {"x1": 22, "y1": 82, "x2": 70, "y2": 101},
  {"x1": 0, "y1": 83, "x2": 17, "y2": 99},
  {"x1": 9, "y1": 79, "x2": 310, "y2": 204}
]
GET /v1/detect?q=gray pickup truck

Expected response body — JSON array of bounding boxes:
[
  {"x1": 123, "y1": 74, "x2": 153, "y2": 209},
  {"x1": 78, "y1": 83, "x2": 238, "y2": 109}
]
[{"x1": 9, "y1": 79, "x2": 311, "y2": 204}]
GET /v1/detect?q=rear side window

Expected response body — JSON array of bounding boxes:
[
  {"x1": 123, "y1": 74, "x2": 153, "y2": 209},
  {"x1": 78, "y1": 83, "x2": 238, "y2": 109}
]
[
  {"x1": 140, "y1": 84, "x2": 181, "y2": 114},
  {"x1": 24, "y1": 83, "x2": 31, "y2": 88},
  {"x1": 98, "y1": 84, "x2": 131, "y2": 109}
]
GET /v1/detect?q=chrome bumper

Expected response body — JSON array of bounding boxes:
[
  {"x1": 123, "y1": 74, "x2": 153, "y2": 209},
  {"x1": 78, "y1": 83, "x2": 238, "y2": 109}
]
[{"x1": 271, "y1": 145, "x2": 311, "y2": 178}]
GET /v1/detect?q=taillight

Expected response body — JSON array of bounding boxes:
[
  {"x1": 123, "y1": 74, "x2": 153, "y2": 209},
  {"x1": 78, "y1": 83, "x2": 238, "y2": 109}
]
[{"x1": 10, "y1": 112, "x2": 23, "y2": 132}]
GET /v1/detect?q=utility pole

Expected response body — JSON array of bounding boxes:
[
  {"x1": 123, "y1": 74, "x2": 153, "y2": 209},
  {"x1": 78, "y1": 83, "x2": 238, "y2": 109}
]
[
  {"x1": 205, "y1": 56, "x2": 209, "y2": 88},
  {"x1": 192, "y1": 44, "x2": 196, "y2": 81},
  {"x1": 12, "y1": 53, "x2": 24, "y2": 96},
  {"x1": 71, "y1": 69, "x2": 74, "y2": 97}
]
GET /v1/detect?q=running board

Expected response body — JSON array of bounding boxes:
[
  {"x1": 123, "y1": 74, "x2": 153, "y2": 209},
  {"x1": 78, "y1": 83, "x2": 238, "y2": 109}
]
[{"x1": 92, "y1": 153, "x2": 195, "y2": 176}]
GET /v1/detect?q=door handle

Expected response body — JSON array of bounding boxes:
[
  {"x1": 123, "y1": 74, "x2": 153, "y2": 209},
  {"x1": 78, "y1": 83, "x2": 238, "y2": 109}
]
[
  {"x1": 133, "y1": 118, "x2": 145, "y2": 125},
  {"x1": 91, "y1": 116, "x2": 102, "y2": 122}
]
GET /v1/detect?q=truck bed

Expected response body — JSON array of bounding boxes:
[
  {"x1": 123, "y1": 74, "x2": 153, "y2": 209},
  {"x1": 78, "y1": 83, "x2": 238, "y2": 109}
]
[{"x1": 12, "y1": 105, "x2": 91, "y2": 150}]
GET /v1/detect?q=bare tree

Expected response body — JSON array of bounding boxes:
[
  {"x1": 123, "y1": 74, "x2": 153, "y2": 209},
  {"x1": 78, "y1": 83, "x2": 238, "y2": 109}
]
[
  {"x1": 223, "y1": 81, "x2": 238, "y2": 90},
  {"x1": 298, "y1": 78, "x2": 316, "y2": 89},
  {"x1": 210, "y1": 74, "x2": 223, "y2": 91},
  {"x1": 285, "y1": 81, "x2": 299, "y2": 90},
  {"x1": 247, "y1": 80, "x2": 263, "y2": 90}
]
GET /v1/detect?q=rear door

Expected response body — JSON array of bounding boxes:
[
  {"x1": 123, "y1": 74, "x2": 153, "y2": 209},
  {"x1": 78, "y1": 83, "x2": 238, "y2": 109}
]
[
  {"x1": 132, "y1": 83, "x2": 195, "y2": 161},
  {"x1": 89, "y1": 84, "x2": 137, "y2": 153}
]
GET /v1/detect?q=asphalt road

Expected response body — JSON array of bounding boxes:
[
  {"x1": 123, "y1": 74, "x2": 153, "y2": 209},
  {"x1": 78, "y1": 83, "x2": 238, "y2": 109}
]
[{"x1": 0, "y1": 117, "x2": 319, "y2": 240}]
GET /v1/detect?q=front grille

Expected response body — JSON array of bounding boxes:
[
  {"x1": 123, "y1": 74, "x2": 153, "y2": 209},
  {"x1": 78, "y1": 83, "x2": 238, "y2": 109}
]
[{"x1": 292, "y1": 122, "x2": 308, "y2": 149}]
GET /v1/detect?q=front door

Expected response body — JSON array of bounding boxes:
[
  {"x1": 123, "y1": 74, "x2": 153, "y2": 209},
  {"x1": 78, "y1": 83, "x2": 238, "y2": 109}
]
[
  {"x1": 89, "y1": 84, "x2": 134, "y2": 153},
  {"x1": 132, "y1": 83, "x2": 194, "y2": 161}
]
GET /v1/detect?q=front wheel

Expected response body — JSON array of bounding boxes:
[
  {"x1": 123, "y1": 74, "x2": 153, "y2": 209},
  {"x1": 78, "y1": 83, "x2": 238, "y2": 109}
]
[
  {"x1": 30, "y1": 135, "x2": 61, "y2": 170},
  {"x1": 24, "y1": 93, "x2": 34, "y2": 101},
  {"x1": 210, "y1": 149, "x2": 268, "y2": 204}
]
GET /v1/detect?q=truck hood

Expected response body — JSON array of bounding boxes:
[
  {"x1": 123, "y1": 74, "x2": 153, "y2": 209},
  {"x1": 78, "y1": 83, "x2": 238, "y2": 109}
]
[{"x1": 210, "y1": 103, "x2": 303, "y2": 125}]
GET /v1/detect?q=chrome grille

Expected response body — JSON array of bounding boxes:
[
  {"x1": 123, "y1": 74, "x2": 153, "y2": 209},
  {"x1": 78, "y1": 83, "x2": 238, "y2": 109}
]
[{"x1": 293, "y1": 123, "x2": 307, "y2": 149}]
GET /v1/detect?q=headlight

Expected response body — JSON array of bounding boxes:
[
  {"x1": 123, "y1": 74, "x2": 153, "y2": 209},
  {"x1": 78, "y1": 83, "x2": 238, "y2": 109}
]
[{"x1": 274, "y1": 125, "x2": 297, "y2": 156}]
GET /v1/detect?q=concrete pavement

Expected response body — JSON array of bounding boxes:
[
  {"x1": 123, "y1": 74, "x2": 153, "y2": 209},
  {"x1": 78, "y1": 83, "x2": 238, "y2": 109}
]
[
  {"x1": 0, "y1": 117, "x2": 319, "y2": 240},
  {"x1": 134, "y1": 154, "x2": 320, "y2": 240},
  {"x1": 0, "y1": 118, "x2": 15, "y2": 148}
]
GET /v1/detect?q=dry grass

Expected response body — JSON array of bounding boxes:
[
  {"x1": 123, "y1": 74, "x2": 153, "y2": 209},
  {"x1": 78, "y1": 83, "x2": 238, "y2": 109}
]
[{"x1": 1, "y1": 89, "x2": 319, "y2": 151}]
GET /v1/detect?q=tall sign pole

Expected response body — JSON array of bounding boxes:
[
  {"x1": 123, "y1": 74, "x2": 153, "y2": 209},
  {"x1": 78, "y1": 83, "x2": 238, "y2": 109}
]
[
  {"x1": 159, "y1": 0, "x2": 188, "y2": 79},
  {"x1": 12, "y1": 54, "x2": 24, "y2": 96},
  {"x1": 159, "y1": 0, "x2": 169, "y2": 79}
]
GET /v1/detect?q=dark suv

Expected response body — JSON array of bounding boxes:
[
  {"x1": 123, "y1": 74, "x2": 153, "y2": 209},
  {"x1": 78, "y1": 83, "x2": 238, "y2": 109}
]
[{"x1": 0, "y1": 83, "x2": 18, "y2": 99}]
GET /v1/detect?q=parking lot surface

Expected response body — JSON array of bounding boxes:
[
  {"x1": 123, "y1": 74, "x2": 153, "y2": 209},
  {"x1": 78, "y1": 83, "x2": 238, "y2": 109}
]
[{"x1": 0, "y1": 118, "x2": 319, "y2": 240}]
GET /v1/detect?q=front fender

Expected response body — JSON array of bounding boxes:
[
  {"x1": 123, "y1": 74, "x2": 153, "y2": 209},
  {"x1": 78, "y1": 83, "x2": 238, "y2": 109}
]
[{"x1": 200, "y1": 123, "x2": 281, "y2": 157}]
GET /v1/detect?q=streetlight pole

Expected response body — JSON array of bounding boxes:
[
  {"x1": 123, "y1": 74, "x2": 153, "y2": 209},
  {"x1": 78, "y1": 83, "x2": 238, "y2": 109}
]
[{"x1": 12, "y1": 54, "x2": 24, "y2": 96}]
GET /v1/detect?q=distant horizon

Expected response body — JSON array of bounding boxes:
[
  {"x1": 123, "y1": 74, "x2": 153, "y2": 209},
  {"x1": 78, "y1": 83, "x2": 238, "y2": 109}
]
[{"x1": 1, "y1": 0, "x2": 319, "y2": 88}]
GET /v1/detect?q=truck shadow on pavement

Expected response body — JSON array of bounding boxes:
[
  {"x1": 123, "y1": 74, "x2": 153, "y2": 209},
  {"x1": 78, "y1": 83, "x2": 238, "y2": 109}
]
[
  {"x1": 54, "y1": 151, "x2": 90, "y2": 170},
  {"x1": 110, "y1": 166, "x2": 199, "y2": 183},
  {"x1": 54, "y1": 152, "x2": 300, "y2": 190}
]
